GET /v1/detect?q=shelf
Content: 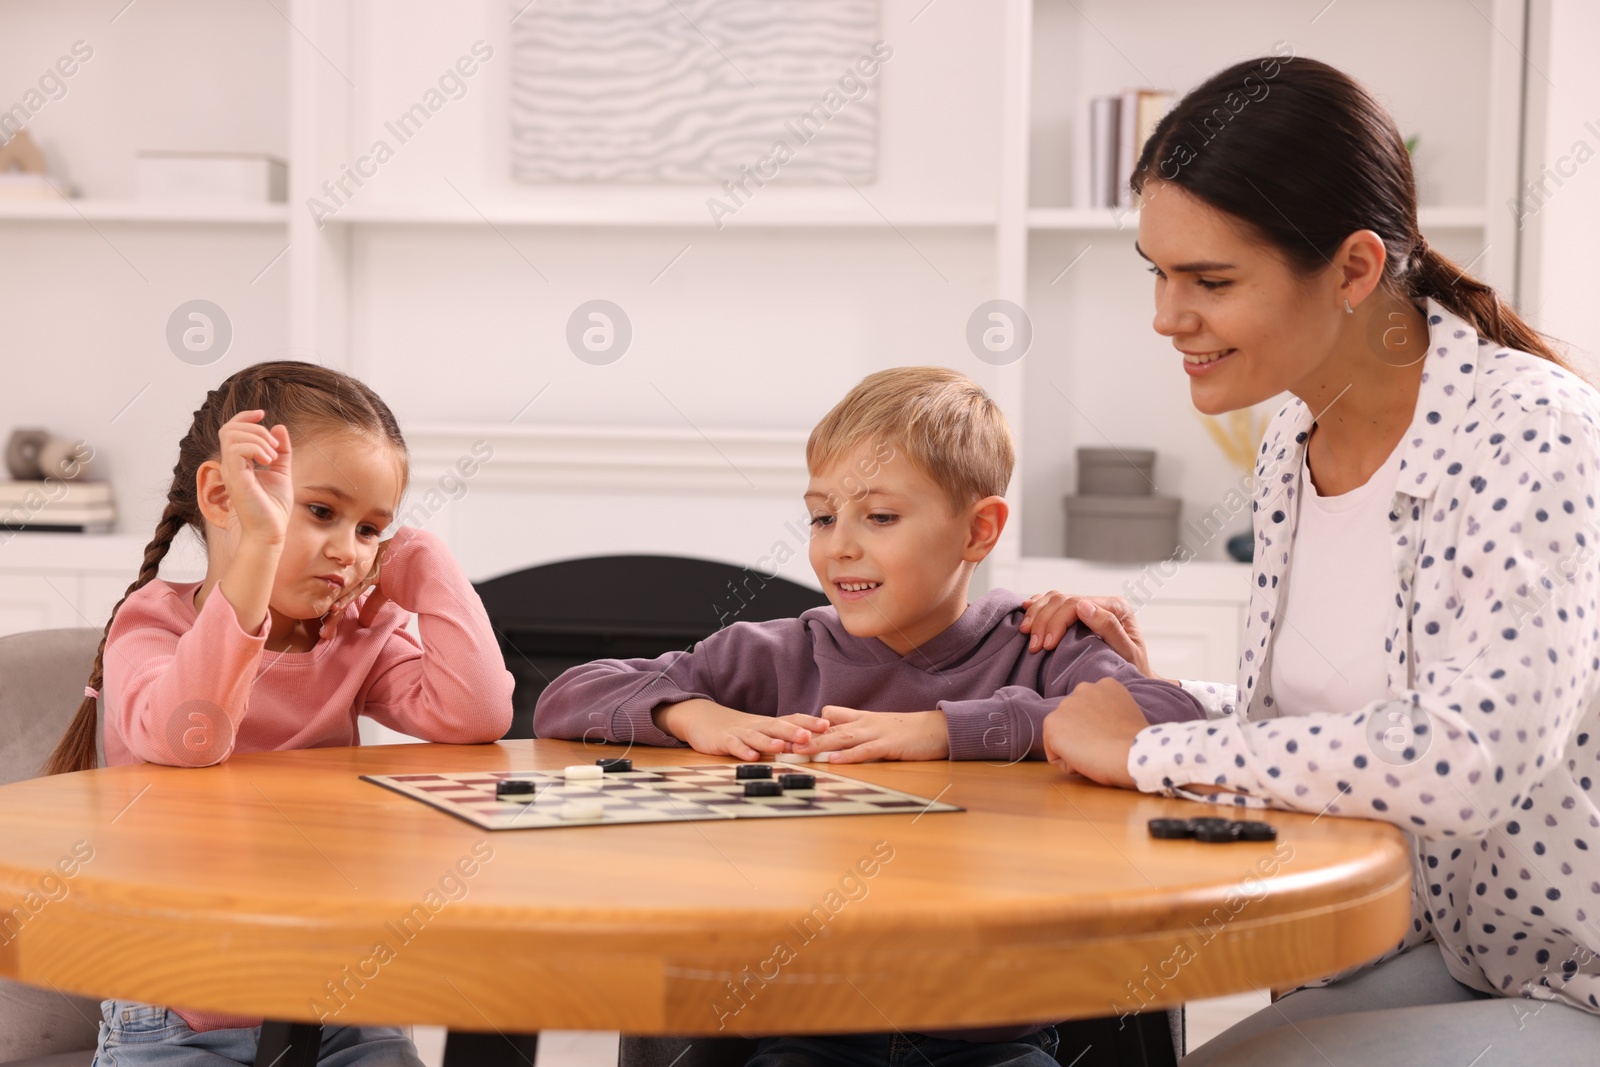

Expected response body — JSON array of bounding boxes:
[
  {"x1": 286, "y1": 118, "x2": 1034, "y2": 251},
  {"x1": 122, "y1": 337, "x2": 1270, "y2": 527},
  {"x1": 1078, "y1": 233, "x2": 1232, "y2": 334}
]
[
  {"x1": 329, "y1": 196, "x2": 995, "y2": 230},
  {"x1": 0, "y1": 200, "x2": 289, "y2": 224},
  {"x1": 0, "y1": 196, "x2": 992, "y2": 229},
  {"x1": 0, "y1": 529, "x2": 206, "y2": 577},
  {"x1": 0, "y1": 197, "x2": 1483, "y2": 234},
  {"x1": 1027, "y1": 207, "x2": 1139, "y2": 232},
  {"x1": 1027, "y1": 205, "x2": 1488, "y2": 233}
]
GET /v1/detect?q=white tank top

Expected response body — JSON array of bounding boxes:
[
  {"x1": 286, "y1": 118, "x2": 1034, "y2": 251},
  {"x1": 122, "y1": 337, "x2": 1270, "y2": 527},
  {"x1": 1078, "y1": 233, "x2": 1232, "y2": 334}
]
[{"x1": 1268, "y1": 438, "x2": 1405, "y2": 717}]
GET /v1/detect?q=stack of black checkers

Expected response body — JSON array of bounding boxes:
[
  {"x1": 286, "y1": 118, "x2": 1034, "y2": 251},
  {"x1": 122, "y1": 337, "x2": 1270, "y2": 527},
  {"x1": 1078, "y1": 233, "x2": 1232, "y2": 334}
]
[
  {"x1": 1147, "y1": 817, "x2": 1277, "y2": 842},
  {"x1": 735, "y1": 764, "x2": 818, "y2": 797}
]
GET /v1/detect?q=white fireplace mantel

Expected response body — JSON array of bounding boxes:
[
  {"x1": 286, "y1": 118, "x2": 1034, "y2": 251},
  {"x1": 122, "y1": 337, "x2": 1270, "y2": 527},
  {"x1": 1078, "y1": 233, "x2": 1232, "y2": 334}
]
[{"x1": 406, "y1": 423, "x2": 811, "y2": 497}]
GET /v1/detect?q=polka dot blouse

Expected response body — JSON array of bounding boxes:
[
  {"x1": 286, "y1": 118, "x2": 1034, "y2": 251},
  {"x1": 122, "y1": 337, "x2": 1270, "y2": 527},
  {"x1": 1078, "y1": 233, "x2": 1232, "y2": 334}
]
[{"x1": 1128, "y1": 298, "x2": 1600, "y2": 1015}]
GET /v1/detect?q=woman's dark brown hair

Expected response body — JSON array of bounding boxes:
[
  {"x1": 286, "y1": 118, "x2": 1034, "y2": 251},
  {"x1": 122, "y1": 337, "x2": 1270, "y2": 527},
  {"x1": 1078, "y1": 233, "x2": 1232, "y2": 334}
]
[
  {"x1": 1131, "y1": 54, "x2": 1563, "y2": 364},
  {"x1": 44, "y1": 361, "x2": 408, "y2": 775}
]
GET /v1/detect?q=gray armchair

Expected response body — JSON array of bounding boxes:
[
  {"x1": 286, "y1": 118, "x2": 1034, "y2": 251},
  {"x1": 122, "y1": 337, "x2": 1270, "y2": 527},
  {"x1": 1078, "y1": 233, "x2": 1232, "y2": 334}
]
[
  {"x1": 0, "y1": 627, "x2": 528, "y2": 1067},
  {"x1": 0, "y1": 627, "x2": 105, "y2": 1067}
]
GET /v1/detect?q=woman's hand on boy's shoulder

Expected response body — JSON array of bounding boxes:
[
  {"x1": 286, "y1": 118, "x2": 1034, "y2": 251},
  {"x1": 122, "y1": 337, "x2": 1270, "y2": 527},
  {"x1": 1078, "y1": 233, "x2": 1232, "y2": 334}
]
[
  {"x1": 791, "y1": 706, "x2": 950, "y2": 764},
  {"x1": 1020, "y1": 591, "x2": 1152, "y2": 675}
]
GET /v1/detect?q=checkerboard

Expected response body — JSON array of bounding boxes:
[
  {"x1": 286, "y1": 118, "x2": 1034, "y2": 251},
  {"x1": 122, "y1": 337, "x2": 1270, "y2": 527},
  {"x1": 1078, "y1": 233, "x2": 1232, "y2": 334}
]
[{"x1": 361, "y1": 764, "x2": 964, "y2": 830}]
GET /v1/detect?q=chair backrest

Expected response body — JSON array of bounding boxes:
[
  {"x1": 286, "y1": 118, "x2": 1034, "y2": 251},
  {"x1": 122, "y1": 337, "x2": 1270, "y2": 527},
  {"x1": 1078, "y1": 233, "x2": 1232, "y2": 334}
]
[
  {"x1": 475, "y1": 555, "x2": 829, "y2": 738},
  {"x1": 0, "y1": 627, "x2": 106, "y2": 1062},
  {"x1": 0, "y1": 627, "x2": 103, "y2": 785}
]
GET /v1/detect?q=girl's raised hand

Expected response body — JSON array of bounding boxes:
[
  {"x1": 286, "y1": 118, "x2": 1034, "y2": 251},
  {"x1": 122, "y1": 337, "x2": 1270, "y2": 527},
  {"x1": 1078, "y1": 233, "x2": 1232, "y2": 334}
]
[{"x1": 217, "y1": 411, "x2": 293, "y2": 545}]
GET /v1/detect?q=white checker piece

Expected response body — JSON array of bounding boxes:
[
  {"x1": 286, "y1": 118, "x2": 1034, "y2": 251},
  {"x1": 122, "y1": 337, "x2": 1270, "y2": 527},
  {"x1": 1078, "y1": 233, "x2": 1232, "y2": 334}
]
[{"x1": 362, "y1": 765, "x2": 963, "y2": 830}]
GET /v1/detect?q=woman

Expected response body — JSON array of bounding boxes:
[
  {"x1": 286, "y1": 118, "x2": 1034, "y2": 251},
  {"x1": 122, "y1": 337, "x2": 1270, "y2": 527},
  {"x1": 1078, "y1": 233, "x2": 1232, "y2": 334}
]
[{"x1": 1021, "y1": 55, "x2": 1600, "y2": 1066}]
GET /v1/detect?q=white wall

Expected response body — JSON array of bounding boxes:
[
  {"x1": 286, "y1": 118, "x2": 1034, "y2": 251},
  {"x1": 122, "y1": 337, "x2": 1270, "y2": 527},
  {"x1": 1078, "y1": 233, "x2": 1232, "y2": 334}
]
[{"x1": 1522, "y1": 0, "x2": 1600, "y2": 374}]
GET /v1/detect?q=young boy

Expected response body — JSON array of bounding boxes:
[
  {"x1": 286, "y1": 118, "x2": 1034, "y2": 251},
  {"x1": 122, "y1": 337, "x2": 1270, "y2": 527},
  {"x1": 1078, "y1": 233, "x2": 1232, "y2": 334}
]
[{"x1": 534, "y1": 367, "x2": 1204, "y2": 1066}]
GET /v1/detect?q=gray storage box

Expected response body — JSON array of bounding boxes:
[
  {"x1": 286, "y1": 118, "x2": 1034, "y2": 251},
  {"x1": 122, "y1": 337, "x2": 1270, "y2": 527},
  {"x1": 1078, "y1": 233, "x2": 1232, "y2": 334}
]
[
  {"x1": 1064, "y1": 493, "x2": 1181, "y2": 562},
  {"x1": 1077, "y1": 447, "x2": 1157, "y2": 496}
]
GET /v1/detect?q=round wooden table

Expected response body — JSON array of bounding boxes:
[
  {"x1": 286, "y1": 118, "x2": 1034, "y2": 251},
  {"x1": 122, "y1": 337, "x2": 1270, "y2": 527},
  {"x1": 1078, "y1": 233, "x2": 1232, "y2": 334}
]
[{"x1": 0, "y1": 740, "x2": 1413, "y2": 1035}]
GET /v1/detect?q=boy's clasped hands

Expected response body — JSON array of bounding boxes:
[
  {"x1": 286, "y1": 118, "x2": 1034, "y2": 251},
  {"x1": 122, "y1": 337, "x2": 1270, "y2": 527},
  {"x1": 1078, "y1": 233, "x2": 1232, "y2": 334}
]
[
  {"x1": 652, "y1": 686, "x2": 1148, "y2": 777},
  {"x1": 652, "y1": 699, "x2": 949, "y2": 764}
]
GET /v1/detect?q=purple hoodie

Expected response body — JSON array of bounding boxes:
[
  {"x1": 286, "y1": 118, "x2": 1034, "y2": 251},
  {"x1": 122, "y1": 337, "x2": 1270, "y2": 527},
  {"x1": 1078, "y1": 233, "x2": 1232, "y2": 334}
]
[{"x1": 534, "y1": 588, "x2": 1203, "y2": 762}]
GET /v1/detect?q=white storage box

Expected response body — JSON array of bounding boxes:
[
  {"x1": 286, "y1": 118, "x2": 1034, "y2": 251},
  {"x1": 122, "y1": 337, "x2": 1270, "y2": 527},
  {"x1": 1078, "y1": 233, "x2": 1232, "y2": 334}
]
[{"x1": 135, "y1": 152, "x2": 287, "y2": 203}]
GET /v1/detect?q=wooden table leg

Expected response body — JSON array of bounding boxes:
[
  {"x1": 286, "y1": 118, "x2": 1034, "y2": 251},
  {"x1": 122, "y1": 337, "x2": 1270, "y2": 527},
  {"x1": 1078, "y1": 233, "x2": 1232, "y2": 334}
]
[
  {"x1": 441, "y1": 1029, "x2": 539, "y2": 1067},
  {"x1": 255, "y1": 1020, "x2": 322, "y2": 1067},
  {"x1": 1053, "y1": 1011, "x2": 1180, "y2": 1067}
]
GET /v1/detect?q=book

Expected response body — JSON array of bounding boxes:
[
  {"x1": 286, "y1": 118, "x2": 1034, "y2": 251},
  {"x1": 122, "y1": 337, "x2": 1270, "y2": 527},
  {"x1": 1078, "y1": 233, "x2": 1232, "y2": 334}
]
[
  {"x1": 0, "y1": 480, "x2": 113, "y2": 505},
  {"x1": 0, "y1": 506, "x2": 116, "y2": 533},
  {"x1": 1074, "y1": 89, "x2": 1173, "y2": 212},
  {"x1": 1135, "y1": 89, "x2": 1175, "y2": 187},
  {"x1": 1116, "y1": 88, "x2": 1141, "y2": 209},
  {"x1": 0, "y1": 480, "x2": 116, "y2": 532},
  {"x1": 1087, "y1": 95, "x2": 1121, "y2": 209},
  {"x1": 1115, "y1": 89, "x2": 1174, "y2": 210}
]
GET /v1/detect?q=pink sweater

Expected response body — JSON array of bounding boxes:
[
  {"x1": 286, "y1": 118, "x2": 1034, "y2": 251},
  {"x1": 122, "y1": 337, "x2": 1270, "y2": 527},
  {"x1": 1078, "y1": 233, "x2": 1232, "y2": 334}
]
[{"x1": 101, "y1": 525, "x2": 514, "y2": 1032}]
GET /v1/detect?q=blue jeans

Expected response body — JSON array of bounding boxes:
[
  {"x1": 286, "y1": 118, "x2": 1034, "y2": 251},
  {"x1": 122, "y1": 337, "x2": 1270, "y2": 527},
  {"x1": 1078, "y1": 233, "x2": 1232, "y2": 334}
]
[
  {"x1": 92, "y1": 999, "x2": 424, "y2": 1067},
  {"x1": 746, "y1": 1027, "x2": 1059, "y2": 1067}
]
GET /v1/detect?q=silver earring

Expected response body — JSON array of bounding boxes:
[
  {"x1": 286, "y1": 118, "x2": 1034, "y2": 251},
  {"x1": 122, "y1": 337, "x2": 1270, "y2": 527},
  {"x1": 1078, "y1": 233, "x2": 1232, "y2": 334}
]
[{"x1": 1343, "y1": 299, "x2": 1354, "y2": 316}]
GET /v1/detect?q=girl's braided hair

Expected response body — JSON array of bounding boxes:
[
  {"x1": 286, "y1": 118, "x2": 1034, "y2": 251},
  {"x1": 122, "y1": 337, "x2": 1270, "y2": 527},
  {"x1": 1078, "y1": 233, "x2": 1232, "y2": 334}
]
[{"x1": 44, "y1": 361, "x2": 407, "y2": 775}]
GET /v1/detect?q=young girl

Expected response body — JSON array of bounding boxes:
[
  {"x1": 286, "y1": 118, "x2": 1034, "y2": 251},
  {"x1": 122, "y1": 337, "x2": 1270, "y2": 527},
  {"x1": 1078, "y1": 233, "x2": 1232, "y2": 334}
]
[{"x1": 47, "y1": 360, "x2": 514, "y2": 1066}]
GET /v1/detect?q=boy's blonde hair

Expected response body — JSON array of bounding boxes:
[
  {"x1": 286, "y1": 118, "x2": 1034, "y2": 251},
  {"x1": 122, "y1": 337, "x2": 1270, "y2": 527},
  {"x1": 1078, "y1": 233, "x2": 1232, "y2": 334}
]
[{"x1": 806, "y1": 366, "x2": 1014, "y2": 510}]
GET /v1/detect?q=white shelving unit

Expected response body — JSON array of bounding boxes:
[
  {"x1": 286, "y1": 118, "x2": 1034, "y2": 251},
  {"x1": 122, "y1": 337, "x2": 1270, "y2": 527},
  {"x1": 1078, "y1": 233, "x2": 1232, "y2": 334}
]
[
  {"x1": 325, "y1": 189, "x2": 996, "y2": 228},
  {"x1": 329, "y1": 206, "x2": 996, "y2": 227},
  {"x1": 983, "y1": 0, "x2": 1532, "y2": 660},
  {"x1": 0, "y1": 0, "x2": 1539, "y2": 666},
  {"x1": 0, "y1": 200, "x2": 288, "y2": 224}
]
